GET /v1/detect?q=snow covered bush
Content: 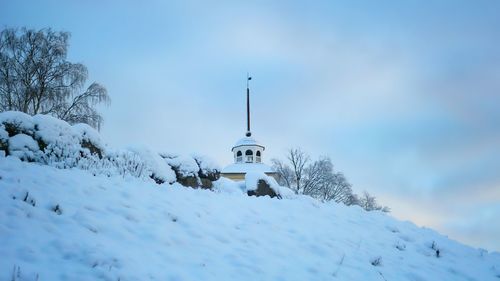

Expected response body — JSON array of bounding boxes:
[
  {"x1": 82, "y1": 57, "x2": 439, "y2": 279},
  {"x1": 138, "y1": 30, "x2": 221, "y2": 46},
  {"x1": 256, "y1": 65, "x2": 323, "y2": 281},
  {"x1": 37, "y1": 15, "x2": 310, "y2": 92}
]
[
  {"x1": 0, "y1": 111, "x2": 103, "y2": 166},
  {"x1": 370, "y1": 256, "x2": 383, "y2": 266},
  {"x1": 395, "y1": 241, "x2": 406, "y2": 251},
  {"x1": 161, "y1": 153, "x2": 221, "y2": 189},
  {"x1": 163, "y1": 154, "x2": 200, "y2": 180},
  {"x1": 7, "y1": 134, "x2": 40, "y2": 161},
  {"x1": 192, "y1": 154, "x2": 220, "y2": 180},
  {"x1": 129, "y1": 147, "x2": 176, "y2": 184}
]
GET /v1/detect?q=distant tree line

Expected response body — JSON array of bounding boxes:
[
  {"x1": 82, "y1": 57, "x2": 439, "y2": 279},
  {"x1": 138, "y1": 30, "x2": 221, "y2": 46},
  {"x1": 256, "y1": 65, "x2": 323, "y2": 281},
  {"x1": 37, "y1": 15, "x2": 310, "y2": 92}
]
[
  {"x1": 272, "y1": 148, "x2": 390, "y2": 212},
  {"x1": 0, "y1": 27, "x2": 109, "y2": 129}
]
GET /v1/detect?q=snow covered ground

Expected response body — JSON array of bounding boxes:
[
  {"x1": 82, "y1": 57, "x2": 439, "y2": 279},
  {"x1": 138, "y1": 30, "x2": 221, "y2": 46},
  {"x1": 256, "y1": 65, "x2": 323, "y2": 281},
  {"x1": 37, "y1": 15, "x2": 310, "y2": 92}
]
[{"x1": 1, "y1": 156, "x2": 499, "y2": 281}]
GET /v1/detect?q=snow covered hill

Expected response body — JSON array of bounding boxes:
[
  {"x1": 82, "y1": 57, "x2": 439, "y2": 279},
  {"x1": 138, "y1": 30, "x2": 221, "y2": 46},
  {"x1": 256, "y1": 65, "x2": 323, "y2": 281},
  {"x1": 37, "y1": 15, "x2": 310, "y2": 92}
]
[{"x1": 1, "y1": 156, "x2": 499, "y2": 281}]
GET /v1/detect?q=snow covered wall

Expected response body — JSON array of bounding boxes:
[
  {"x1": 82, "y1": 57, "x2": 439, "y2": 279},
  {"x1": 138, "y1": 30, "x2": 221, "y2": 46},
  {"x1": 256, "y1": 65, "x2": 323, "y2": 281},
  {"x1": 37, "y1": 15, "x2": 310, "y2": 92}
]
[
  {"x1": 0, "y1": 111, "x2": 219, "y2": 187},
  {"x1": 0, "y1": 156, "x2": 499, "y2": 281}
]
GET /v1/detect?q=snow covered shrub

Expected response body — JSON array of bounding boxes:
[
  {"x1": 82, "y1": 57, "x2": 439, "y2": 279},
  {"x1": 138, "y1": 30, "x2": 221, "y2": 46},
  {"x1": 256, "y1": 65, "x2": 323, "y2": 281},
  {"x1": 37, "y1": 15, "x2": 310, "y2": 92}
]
[
  {"x1": 92, "y1": 150, "x2": 147, "y2": 178},
  {"x1": 32, "y1": 114, "x2": 86, "y2": 167},
  {"x1": 0, "y1": 111, "x2": 35, "y2": 137},
  {"x1": 430, "y1": 241, "x2": 441, "y2": 257},
  {"x1": 192, "y1": 154, "x2": 221, "y2": 181},
  {"x1": 19, "y1": 191, "x2": 36, "y2": 207},
  {"x1": 0, "y1": 112, "x2": 38, "y2": 159},
  {"x1": 370, "y1": 256, "x2": 383, "y2": 266},
  {"x1": 129, "y1": 147, "x2": 176, "y2": 184},
  {"x1": 0, "y1": 111, "x2": 103, "y2": 166},
  {"x1": 395, "y1": 241, "x2": 406, "y2": 251},
  {"x1": 76, "y1": 148, "x2": 177, "y2": 184},
  {"x1": 8, "y1": 134, "x2": 40, "y2": 161},
  {"x1": 161, "y1": 153, "x2": 220, "y2": 189},
  {"x1": 52, "y1": 204, "x2": 62, "y2": 215},
  {"x1": 0, "y1": 124, "x2": 9, "y2": 151},
  {"x1": 74, "y1": 124, "x2": 104, "y2": 159},
  {"x1": 193, "y1": 154, "x2": 221, "y2": 189},
  {"x1": 163, "y1": 154, "x2": 200, "y2": 187}
]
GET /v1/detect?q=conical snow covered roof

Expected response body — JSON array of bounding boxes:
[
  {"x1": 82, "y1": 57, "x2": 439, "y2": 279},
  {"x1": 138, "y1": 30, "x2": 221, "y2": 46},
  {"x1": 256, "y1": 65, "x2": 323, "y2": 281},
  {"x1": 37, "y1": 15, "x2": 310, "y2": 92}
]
[{"x1": 232, "y1": 136, "x2": 265, "y2": 151}]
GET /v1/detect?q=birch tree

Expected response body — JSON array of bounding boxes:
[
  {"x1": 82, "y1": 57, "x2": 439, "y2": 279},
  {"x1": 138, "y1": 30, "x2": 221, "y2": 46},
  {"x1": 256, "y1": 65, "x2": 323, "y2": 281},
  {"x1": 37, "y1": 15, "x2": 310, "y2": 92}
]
[{"x1": 0, "y1": 27, "x2": 109, "y2": 129}]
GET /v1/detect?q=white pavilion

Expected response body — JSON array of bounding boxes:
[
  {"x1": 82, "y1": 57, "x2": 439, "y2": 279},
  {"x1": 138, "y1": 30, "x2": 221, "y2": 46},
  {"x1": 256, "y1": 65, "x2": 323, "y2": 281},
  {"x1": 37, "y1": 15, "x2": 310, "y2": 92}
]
[{"x1": 220, "y1": 76, "x2": 277, "y2": 181}]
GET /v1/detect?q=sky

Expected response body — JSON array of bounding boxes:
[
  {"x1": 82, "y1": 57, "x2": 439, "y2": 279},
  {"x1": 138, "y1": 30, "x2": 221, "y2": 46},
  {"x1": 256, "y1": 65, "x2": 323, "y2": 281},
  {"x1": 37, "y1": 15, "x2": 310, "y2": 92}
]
[{"x1": 2, "y1": 0, "x2": 500, "y2": 251}]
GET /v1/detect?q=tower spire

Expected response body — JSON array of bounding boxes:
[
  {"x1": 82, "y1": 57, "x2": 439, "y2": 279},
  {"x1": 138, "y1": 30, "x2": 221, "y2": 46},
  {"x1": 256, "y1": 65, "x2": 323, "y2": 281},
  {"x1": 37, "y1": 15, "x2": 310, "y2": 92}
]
[{"x1": 246, "y1": 74, "x2": 252, "y2": 137}]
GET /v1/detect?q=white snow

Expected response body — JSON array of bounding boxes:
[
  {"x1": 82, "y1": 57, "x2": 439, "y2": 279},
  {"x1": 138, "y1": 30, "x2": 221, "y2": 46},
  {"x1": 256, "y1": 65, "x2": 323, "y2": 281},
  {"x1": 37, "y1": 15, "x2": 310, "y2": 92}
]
[
  {"x1": 128, "y1": 146, "x2": 176, "y2": 184},
  {"x1": 32, "y1": 114, "x2": 77, "y2": 145},
  {"x1": 0, "y1": 124, "x2": 9, "y2": 142},
  {"x1": 7, "y1": 134, "x2": 40, "y2": 160},
  {"x1": 1, "y1": 111, "x2": 97, "y2": 168},
  {"x1": 0, "y1": 111, "x2": 34, "y2": 133},
  {"x1": 213, "y1": 176, "x2": 246, "y2": 194},
  {"x1": 191, "y1": 153, "x2": 221, "y2": 175},
  {"x1": 1, "y1": 156, "x2": 499, "y2": 281},
  {"x1": 221, "y1": 162, "x2": 275, "y2": 174},
  {"x1": 71, "y1": 123, "x2": 104, "y2": 150},
  {"x1": 232, "y1": 136, "x2": 264, "y2": 150},
  {"x1": 163, "y1": 154, "x2": 200, "y2": 177}
]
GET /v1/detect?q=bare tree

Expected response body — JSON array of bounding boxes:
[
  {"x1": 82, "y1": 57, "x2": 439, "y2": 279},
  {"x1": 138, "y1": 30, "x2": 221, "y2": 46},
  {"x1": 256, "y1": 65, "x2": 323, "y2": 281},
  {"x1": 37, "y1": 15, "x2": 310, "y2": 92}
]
[
  {"x1": 345, "y1": 193, "x2": 360, "y2": 206},
  {"x1": 287, "y1": 148, "x2": 310, "y2": 193},
  {"x1": 302, "y1": 157, "x2": 327, "y2": 195},
  {"x1": 0, "y1": 27, "x2": 109, "y2": 128},
  {"x1": 274, "y1": 151, "x2": 354, "y2": 203},
  {"x1": 272, "y1": 148, "x2": 390, "y2": 212},
  {"x1": 271, "y1": 158, "x2": 294, "y2": 188},
  {"x1": 358, "y1": 191, "x2": 390, "y2": 212},
  {"x1": 303, "y1": 157, "x2": 353, "y2": 204},
  {"x1": 321, "y1": 172, "x2": 353, "y2": 203},
  {"x1": 359, "y1": 191, "x2": 378, "y2": 211}
]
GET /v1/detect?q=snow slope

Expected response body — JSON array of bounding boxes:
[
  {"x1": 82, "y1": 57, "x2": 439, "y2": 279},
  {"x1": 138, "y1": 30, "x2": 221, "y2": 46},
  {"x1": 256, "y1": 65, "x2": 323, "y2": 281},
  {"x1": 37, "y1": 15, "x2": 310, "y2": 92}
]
[{"x1": 1, "y1": 156, "x2": 499, "y2": 281}]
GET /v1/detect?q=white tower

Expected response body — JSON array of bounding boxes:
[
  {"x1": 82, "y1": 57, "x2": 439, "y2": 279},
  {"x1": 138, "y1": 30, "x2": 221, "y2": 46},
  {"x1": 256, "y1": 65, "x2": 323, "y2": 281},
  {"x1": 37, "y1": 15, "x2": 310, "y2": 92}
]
[{"x1": 221, "y1": 75, "x2": 277, "y2": 181}]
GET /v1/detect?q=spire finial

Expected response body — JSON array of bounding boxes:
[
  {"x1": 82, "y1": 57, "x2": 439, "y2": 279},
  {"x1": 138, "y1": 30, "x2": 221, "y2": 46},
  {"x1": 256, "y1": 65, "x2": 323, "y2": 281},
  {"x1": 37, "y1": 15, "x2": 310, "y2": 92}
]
[{"x1": 246, "y1": 74, "x2": 252, "y2": 137}]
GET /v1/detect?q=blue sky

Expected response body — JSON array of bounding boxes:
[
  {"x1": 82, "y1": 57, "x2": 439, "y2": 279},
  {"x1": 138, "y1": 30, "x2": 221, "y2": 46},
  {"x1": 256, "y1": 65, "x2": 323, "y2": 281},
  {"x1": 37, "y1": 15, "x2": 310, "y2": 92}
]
[{"x1": 2, "y1": 0, "x2": 500, "y2": 251}]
